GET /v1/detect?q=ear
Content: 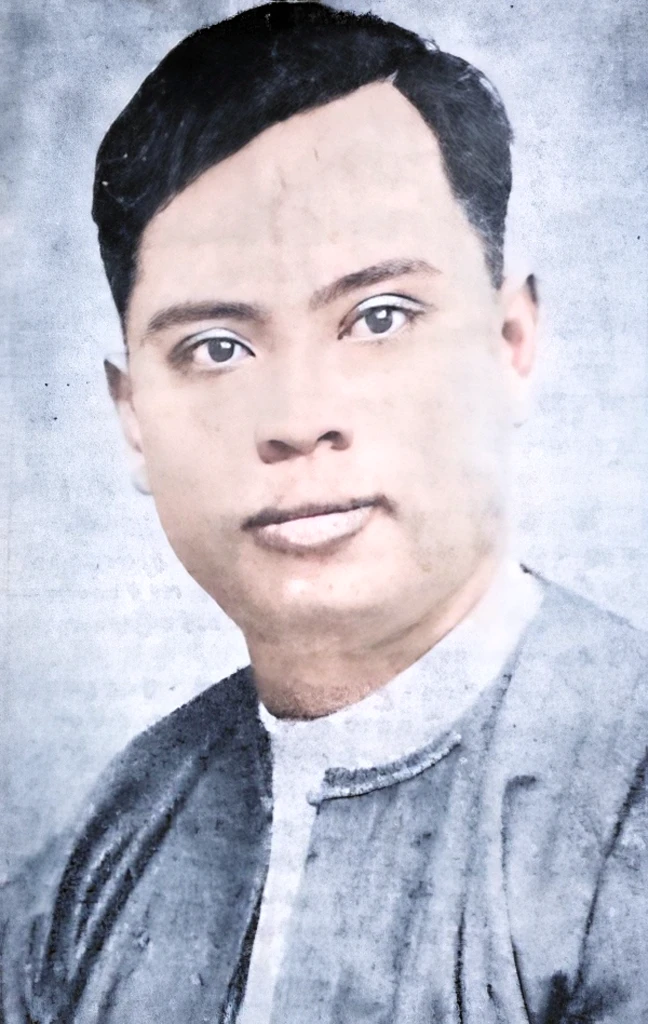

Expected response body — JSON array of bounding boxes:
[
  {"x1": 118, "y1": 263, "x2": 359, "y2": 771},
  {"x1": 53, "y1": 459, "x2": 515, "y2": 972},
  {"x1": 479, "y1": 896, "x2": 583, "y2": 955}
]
[
  {"x1": 104, "y1": 354, "x2": 150, "y2": 494},
  {"x1": 499, "y1": 273, "x2": 539, "y2": 424}
]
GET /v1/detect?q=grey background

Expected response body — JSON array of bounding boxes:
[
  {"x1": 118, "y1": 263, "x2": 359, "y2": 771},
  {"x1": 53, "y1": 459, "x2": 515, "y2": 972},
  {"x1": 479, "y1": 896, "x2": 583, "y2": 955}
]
[{"x1": 0, "y1": 0, "x2": 646, "y2": 878}]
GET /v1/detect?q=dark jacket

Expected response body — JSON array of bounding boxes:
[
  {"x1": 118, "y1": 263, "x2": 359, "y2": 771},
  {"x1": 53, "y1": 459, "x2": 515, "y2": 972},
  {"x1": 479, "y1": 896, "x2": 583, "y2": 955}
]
[{"x1": 2, "y1": 576, "x2": 648, "y2": 1024}]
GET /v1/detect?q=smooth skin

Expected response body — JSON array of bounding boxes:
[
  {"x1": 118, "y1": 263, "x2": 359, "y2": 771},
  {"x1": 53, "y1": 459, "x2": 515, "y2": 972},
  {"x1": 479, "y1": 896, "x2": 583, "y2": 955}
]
[{"x1": 107, "y1": 83, "x2": 537, "y2": 718}]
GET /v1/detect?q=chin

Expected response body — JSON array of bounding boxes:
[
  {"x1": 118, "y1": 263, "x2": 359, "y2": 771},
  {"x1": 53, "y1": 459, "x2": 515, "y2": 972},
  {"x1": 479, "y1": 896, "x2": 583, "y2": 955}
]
[{"x1": 261, "y1": 569, "x2": 400, "y2": 633}]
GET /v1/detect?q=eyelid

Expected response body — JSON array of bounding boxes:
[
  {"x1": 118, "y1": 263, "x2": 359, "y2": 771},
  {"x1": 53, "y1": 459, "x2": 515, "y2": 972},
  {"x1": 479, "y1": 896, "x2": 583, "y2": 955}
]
[
  {"x1": 182, "y1": 325, "x2": 250, "y2": 346},
  {"x1": 354, "y1": 293, "x2": 425, "y2": 313}
]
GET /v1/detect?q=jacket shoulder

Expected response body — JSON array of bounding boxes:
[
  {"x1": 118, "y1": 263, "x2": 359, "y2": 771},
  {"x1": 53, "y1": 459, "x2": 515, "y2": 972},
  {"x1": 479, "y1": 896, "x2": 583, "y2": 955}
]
[
  {"x1": 496, "y1": 574, "x2": 648, "y2": 800},
  {"x1": 0, "y1": 665, "x2": 256, "y2": 921},
  {"x1": 518, "y1": 574, "x2": 648, "y2": 715},
  {"x1": 99, "y1": 663, "x2": 255, "y2": 795},
  {"x1": 0, "y1": 665, "x2": 260, "y2": 1021},
  {"x1": 497, "y1": 577, "x2": 648, "y2": 1016}
]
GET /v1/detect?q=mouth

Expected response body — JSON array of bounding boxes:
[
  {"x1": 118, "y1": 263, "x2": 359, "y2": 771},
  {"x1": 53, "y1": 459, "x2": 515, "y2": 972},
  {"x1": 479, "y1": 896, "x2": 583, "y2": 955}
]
[{"x1": 246, "y1": 498, "x2": 380, "y2": 554}]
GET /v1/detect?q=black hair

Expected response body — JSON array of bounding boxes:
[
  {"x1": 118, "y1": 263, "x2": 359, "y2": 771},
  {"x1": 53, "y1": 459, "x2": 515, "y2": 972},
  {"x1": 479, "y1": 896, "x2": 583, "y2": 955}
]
[{"x1": 92, "y1": 1, "x2": 513, "y2": 323}]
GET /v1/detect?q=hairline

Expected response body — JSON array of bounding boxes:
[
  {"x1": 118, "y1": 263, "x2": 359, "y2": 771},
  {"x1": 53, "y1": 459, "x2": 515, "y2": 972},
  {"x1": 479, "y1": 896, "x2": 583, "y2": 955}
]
[{"x1": 119, "y1": 80, "x2": 503, "y2": 334}]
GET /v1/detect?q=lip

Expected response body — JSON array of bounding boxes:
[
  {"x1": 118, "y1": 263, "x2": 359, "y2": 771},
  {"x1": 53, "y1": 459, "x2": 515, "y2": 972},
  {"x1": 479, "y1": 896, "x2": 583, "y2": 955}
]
[
  {"x1": 251, "y1": 503, "x2": 377, "y2": 554},
  {"x1": 246, "y1": 497, "x2": 379, "y2": 529}
]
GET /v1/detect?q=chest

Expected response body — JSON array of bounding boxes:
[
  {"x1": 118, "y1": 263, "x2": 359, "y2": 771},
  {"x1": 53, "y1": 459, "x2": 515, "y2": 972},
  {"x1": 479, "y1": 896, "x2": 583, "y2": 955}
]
[{"x1": 66, "y1": 742, "x2": 597, "y2": 1024}]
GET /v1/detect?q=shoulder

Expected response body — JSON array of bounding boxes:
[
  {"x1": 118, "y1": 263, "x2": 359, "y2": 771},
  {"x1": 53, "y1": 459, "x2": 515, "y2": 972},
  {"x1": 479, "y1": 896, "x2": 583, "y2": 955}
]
[
  {"x1": 89, "y1": 663, "x2": 257, "y2": 814},
  {"x1": 488, "y1": 575, "x2": 648, "y2": 1014},
  {"x1": 0, "y1": 665, "x2": 256, "y2": 921},
  {"x1": 115, "y1": 661, "x2": 254, "y2": 764},
  {"x1": 526, "y1": 568, "x2": 648, "y2": 651},
  {"x1": 0, "y1": 665, "x2": 260, "y2": 1019},
  {"x1": 496, "y1": 572, "x2": 648, "y2": 811},
  {"x1": 516, "y1": 571, "x2": 648, "y2": 721}
]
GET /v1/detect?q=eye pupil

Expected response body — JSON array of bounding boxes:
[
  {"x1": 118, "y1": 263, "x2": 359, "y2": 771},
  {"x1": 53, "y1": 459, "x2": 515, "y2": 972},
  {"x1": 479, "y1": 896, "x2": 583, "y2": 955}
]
[
  {"x1": 365, "y1": 307, "x2": 393, "y2": 334},
  {"x1": 206, "y1": 338, "x2": 235, "y2": 362}
]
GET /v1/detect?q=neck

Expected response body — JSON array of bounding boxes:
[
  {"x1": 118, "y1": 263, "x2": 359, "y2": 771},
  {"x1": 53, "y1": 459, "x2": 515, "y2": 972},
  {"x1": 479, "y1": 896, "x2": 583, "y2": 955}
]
[{"x1": 246, "y1": 551, "x2": 503, "y2": 720}]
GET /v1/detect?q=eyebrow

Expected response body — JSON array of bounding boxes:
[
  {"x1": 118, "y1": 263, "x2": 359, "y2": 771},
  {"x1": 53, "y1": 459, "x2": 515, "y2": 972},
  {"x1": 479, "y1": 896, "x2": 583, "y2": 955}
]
[
  {"x1": 141, "y1": 258, "x2": 439, "y2": 341},
  {"x1": 309, "y1": 258, "x2": 440, "y2": 310},
  {"x1": 143, "y1": 300, "x2": 269, "y2": 340}
]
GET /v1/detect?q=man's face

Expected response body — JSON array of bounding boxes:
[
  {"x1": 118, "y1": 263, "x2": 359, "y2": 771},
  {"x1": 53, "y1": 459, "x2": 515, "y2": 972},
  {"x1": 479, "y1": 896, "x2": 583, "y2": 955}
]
[{"x1": 120, "y1": 83, "x2": 527, "y2": 653}]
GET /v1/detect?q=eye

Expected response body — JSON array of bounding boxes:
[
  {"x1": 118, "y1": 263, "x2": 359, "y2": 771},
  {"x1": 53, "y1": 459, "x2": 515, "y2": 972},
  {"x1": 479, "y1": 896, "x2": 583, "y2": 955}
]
[
  {"x1": 342, "y1": 295, "x2": 425, "y2": 341},
  {"x1": 177, "y1": 329, "x2": 254, "y2": 370}
]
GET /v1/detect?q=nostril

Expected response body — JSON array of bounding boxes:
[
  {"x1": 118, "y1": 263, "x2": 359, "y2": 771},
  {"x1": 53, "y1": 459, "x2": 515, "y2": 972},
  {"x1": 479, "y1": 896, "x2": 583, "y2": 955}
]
[
  {"x1": 320, "y1": 429, "x2": 343, "y2": 444},
  {"x1": 257, "y1": 426, "x2": 351, "y2": 463}
]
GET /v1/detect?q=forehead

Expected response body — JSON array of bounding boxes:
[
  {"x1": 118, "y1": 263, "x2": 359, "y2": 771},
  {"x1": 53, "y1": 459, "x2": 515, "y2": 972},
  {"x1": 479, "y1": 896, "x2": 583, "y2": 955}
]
[{"x1": 131, "y1": 83, "x2": 483, "y2": 324}]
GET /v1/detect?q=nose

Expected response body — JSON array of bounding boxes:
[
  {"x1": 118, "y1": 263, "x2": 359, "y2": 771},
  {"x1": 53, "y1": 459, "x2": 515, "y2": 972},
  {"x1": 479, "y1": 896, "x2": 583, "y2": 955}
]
[{"x1": 254, "y1": 362, "x2": 353, "y2": 465}]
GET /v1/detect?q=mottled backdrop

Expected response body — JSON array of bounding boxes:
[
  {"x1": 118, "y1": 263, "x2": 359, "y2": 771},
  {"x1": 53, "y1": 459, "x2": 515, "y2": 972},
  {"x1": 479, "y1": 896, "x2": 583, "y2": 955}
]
[{"x1": 1, "y1": 0, "x2": 646, "y2": 877}]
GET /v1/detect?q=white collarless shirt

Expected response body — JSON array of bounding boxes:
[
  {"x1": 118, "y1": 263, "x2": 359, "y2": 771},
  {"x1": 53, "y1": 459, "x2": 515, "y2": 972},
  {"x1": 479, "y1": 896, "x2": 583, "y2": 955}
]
[{"x1": 235, "y1": 560, "x2": 543, "y2": 1024}]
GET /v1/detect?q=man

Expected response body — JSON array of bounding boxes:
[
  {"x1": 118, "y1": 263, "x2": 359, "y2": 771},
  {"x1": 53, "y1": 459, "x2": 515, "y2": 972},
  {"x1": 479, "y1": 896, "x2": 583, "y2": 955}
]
[{"x1": 1, "y1": 3, "x2": 647, "y2": 1022}]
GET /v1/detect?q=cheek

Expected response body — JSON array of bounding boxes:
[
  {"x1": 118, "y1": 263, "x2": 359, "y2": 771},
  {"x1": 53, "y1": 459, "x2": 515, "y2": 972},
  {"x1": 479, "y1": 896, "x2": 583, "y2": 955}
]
[
  {"x1": 373, "y1": 338, "x2": 510, "y2": 513},
  {"x1": 381, "y1": 345, "x2": 502, "y2": 451},
  {"x1": 133, "y1": 388, "x2": 240, "y2": 500}
]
